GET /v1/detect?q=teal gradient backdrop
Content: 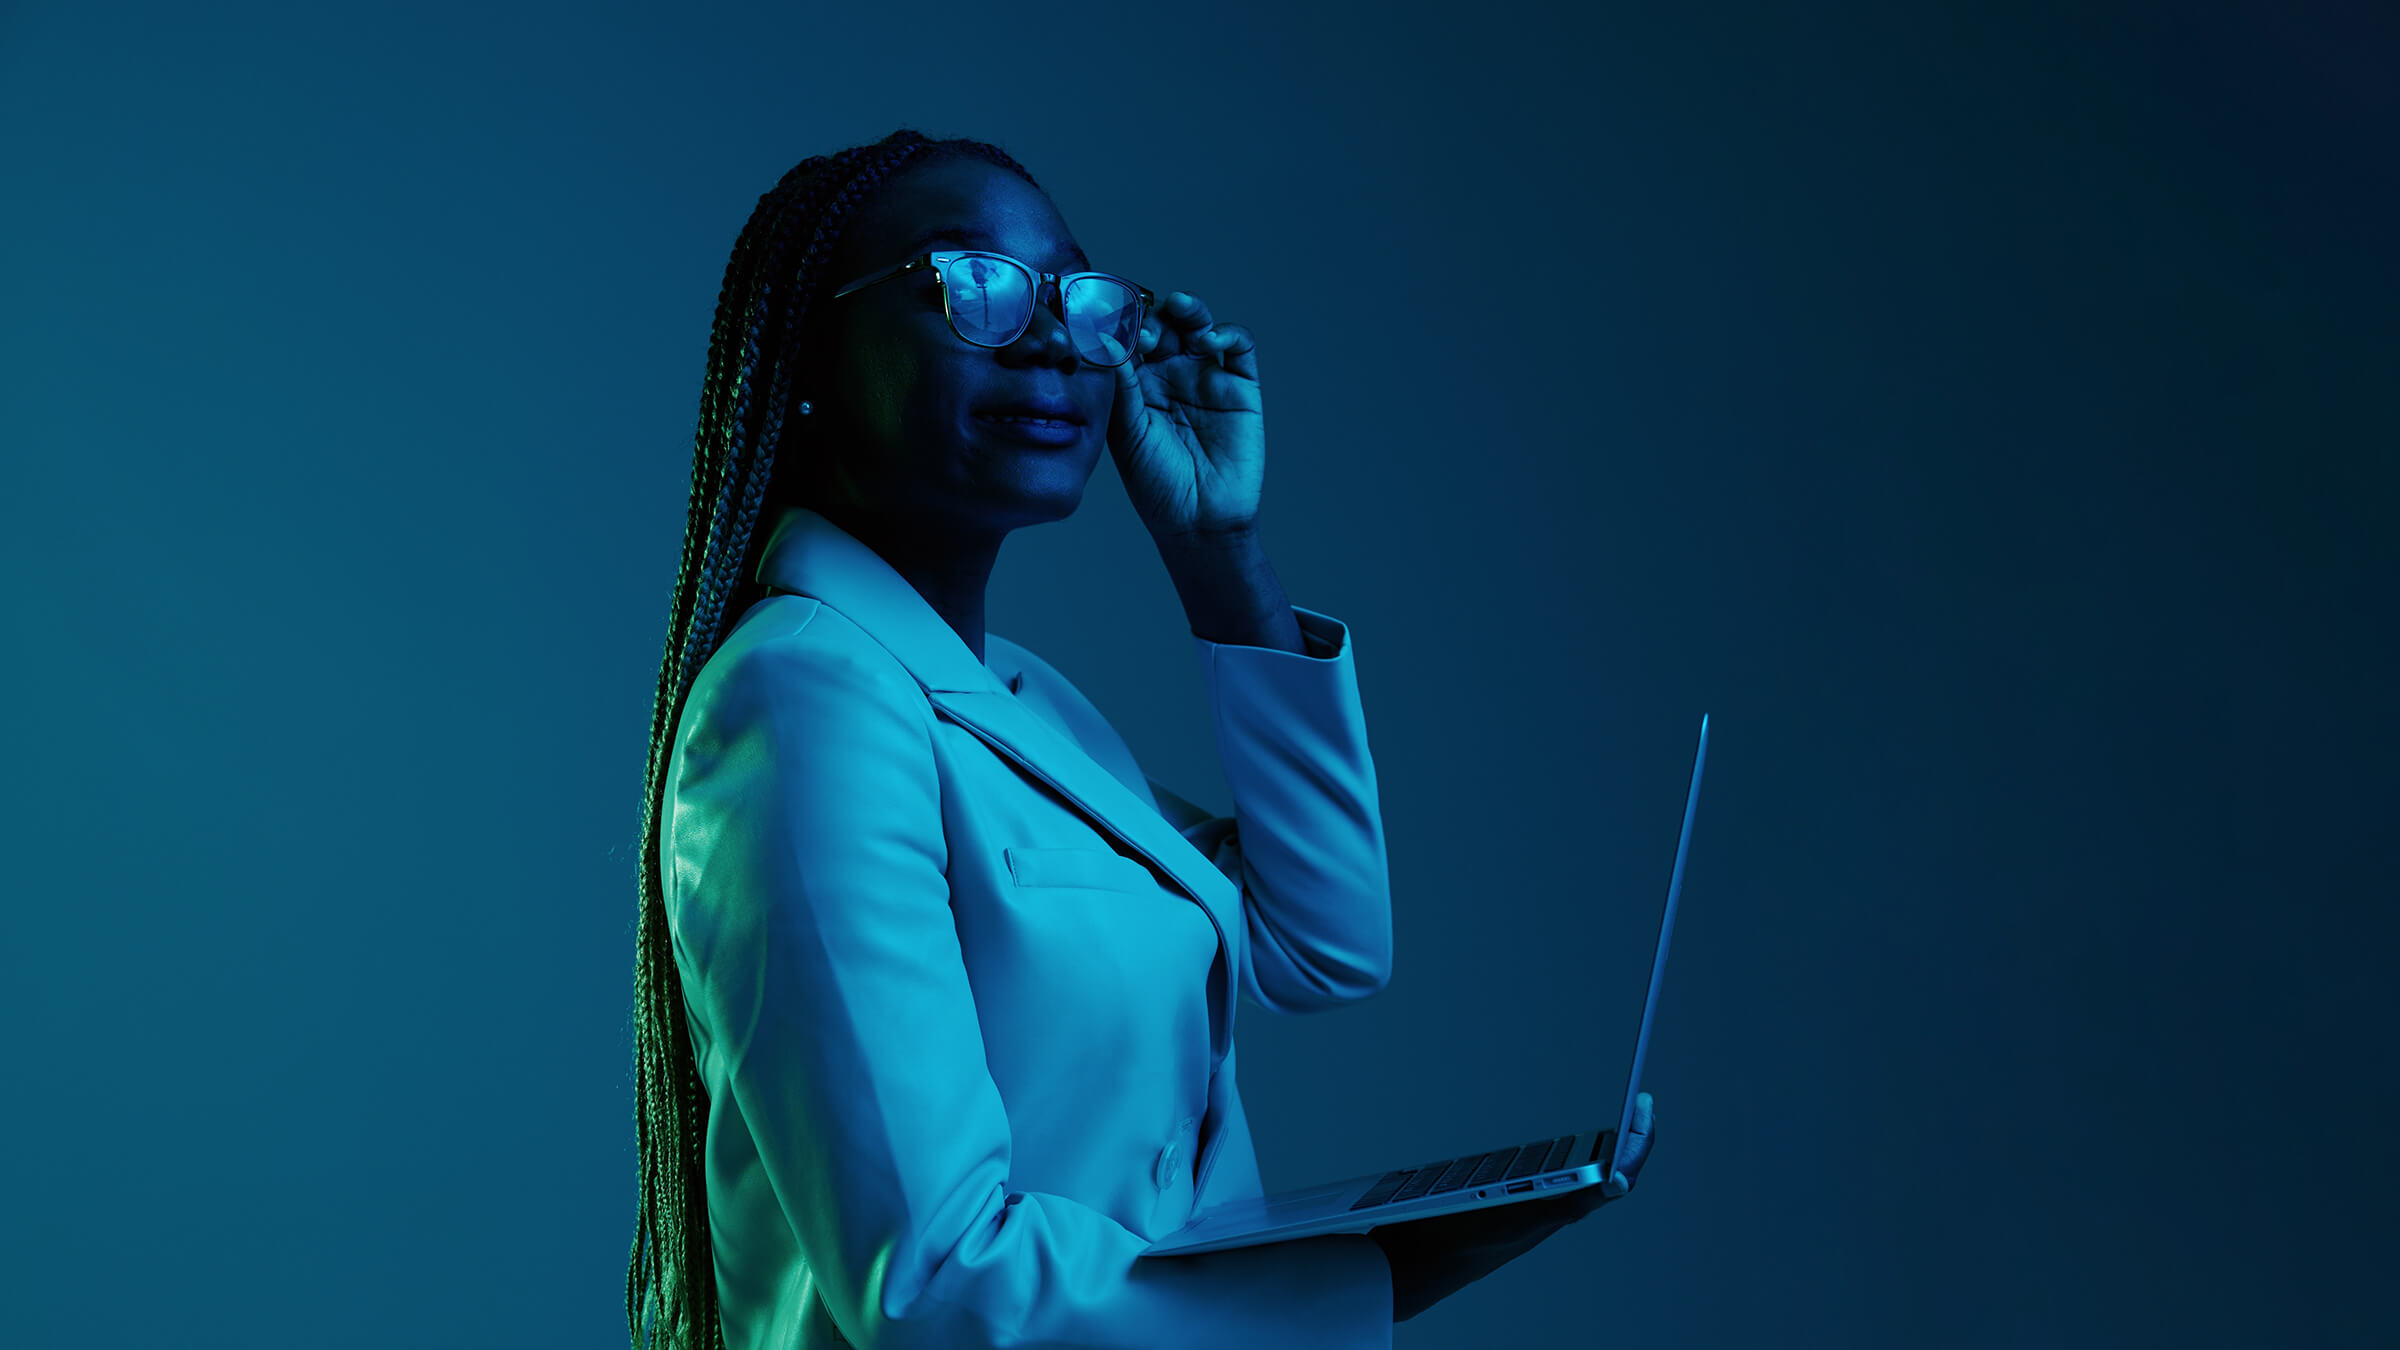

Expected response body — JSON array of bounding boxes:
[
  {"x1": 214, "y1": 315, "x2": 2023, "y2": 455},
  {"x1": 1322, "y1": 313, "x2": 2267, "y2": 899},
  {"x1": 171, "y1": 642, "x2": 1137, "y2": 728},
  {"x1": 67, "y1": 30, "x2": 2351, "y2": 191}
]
[{"x1": 2, "y1": 1, "x2": 2391, "y2": 1345}]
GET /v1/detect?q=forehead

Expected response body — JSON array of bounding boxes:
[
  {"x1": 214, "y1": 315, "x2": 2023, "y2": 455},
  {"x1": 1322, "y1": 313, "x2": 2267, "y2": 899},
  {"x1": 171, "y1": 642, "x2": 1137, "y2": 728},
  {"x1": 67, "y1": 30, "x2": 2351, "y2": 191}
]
[{"x1": 837, "y1": 156, "x2": 1084, "y2": 273}]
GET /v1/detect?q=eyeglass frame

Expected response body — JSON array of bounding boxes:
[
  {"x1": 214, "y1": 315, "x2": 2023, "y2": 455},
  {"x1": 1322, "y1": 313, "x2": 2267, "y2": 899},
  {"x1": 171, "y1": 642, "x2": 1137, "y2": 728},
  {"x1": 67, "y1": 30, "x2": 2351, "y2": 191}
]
[{"x1": 827, "y1": 249, "x2": 1157, "y2": 367}]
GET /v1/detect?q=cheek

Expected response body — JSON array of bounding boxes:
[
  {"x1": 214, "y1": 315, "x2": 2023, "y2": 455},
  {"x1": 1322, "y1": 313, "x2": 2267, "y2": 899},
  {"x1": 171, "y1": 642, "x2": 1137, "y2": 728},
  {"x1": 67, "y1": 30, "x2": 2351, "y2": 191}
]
[{"x1": 834, "y1": 328, "x2": 943, "y2": 444}]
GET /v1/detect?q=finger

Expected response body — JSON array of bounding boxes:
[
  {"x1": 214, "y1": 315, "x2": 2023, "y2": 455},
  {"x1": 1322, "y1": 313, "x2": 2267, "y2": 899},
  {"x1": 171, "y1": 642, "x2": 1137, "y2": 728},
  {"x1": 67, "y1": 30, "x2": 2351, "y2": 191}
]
[
  {"x1": 1204, "y1": 322, "x2": 1257, "y2": 379},
  {"x1": 1155, "y1": 292, "x2": 1216, "y2": 361},
  {"x1": 1620, "y1": 1094, "x2": 1655, "y2": 1175},
  {"x1": 1141, "y1": 315, "x2": 1194, "y2": 363},
  {"x1": 1160, "y1": 290, "x2": 1215, "y2": 332},
  {"x1": 1140, "y1": 313, "x2": 1191, "y2": 362},
  {"x1": 1110, "y1": 353, "x2": 1147, "y2": 432}
]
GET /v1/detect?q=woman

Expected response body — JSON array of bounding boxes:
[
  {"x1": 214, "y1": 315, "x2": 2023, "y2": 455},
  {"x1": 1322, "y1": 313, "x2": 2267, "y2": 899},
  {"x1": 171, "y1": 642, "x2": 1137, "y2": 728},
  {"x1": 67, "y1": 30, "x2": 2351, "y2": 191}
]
[{"x1": 626, "y1": 128, "x2": 1654, "y2": 1349}]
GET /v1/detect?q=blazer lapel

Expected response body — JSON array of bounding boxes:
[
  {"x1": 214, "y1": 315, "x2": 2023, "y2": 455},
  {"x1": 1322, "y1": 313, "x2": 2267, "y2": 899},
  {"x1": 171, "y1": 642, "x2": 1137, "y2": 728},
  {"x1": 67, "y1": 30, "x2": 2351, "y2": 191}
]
[
  {"x1": 751, "y1": 504, "x2": 1241, "y2": 1064},
  {"x1": 929, "y1": 687, "x2": 1240, "y2": 1059}
]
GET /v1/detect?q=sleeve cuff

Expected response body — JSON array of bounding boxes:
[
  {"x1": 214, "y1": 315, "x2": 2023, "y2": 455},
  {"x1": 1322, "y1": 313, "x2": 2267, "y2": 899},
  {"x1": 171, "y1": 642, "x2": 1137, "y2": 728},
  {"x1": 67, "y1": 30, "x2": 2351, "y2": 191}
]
[{"x1": 1190, "y1": 604, "x2": 1349, "y2": 663}]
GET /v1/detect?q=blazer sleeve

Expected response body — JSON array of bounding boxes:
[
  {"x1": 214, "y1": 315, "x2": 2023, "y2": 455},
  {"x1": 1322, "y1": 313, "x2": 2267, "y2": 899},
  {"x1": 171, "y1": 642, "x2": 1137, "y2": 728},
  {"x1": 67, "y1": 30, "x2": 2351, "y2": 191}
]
[
  {"x1": 664, "y1": 610, "x2": 1394, "y2": 1350},
  {"x1": 1146, "y1": 604, "x2": 1396, "y2": 1014}
]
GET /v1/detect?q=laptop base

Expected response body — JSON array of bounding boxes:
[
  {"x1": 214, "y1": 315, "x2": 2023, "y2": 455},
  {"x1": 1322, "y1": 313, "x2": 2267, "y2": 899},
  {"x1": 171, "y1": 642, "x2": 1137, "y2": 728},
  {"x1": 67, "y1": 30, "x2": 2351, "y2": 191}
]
[{"x1": 1141, "y1": 1128, "x2": 1617, "y2": 1257}]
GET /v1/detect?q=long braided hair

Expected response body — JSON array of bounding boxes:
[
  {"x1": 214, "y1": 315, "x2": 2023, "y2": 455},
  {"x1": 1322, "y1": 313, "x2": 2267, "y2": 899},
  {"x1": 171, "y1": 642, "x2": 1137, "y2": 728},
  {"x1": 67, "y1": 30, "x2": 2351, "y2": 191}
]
[{"x1": 628, "y1": 127, "x2": 1042, "y2": 1350}]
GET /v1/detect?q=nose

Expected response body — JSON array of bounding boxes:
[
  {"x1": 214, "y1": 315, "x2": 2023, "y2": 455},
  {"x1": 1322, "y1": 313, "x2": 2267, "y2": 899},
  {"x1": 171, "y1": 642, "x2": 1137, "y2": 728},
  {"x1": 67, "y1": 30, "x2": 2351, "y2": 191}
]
[{"x1": 1002, "y1": 278, "x2": 1081, "y2": 371}]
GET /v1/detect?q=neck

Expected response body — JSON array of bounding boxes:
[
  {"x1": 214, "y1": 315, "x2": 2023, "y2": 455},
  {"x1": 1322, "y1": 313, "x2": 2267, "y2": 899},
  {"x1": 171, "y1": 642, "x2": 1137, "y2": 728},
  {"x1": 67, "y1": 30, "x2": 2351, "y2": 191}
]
[{"x1": 805, "y1": 499, "x2": 1004, "y2": 665}]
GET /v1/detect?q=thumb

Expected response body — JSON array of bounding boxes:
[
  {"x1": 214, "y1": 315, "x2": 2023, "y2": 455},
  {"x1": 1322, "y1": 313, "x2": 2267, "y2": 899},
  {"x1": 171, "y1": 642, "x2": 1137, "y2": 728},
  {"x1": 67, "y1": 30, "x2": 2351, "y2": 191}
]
[
  {"x1": 1616, "y1": 1092, "x2": 1655, "y2": 1179},
  {"x1": 1108, "y1": 356, "x2": 1146, "y2": 446}
]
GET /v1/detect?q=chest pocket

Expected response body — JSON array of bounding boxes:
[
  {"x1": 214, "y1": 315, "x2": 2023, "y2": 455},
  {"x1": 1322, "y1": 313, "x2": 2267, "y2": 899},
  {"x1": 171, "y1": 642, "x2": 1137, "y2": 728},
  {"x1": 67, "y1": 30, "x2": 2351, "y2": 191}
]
[{"x1": 1004, "y1": 845, "x2": 1161, "y2": 893}]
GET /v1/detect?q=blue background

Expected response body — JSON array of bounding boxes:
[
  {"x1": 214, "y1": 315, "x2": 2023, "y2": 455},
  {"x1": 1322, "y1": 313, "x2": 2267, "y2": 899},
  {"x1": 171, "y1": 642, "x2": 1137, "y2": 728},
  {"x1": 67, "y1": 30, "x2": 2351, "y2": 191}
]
[{"x1": 3, "y1": 1, "x2": 2391, "y2": 1344}]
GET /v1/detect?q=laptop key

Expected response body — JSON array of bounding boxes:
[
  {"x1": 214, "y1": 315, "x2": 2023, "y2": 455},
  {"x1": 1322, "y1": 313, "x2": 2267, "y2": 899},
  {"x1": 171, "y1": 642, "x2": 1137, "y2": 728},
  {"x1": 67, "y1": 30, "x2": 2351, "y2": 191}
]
[
  {"x1": 1504, "y1": 1138, "x2": 1561, "y2": 1180},
  {"x1": 1428, "y1": 1154, "x2": 1484, "y2": 1194},
  {"x1": 1388, "y1": 1160, "x2": 1452, "y2": 1204},
  {"x1": 1354, "y1": 1135, "x2": 1582, "y2": 1211},
  {"x1": 1540, "y1": 1137, "x2": 1577, "y2": 1172},
  {"x1": 1467, "y1": 1147, "x2": 1520, "y2": 1188},
  {"x1": 1349, "y1": 1169, "x2": 1414, "y2": 1211}
]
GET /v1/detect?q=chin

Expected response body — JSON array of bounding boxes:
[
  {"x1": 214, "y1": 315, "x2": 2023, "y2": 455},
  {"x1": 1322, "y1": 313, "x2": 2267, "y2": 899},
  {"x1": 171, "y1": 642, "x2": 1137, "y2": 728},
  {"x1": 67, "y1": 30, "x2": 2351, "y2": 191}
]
[
  {"x1": 1014, "y1": 478, "x2": 1092, "y2": 526},
  {"x1": 936, "y1": 471, "x2": 1089, "y2": 535}
]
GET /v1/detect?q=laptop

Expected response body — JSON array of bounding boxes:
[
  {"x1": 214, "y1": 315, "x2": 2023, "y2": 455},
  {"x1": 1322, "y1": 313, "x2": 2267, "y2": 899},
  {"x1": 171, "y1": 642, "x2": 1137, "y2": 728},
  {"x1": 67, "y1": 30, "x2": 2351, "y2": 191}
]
[{"x1": 1139, "y1": 713, "x2": 1709, "y2": 1257}]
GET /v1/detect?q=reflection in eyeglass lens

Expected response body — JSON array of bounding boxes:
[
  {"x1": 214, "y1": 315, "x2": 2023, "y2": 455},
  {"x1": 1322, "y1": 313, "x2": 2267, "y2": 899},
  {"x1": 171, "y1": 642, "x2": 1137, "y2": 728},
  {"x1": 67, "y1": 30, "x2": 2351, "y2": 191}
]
[
  {"x1": 943, "y1": 254, "x2": 1141, "y2": 364},
  {"x1": 1066, "y1": 277, "x2": 1138, "y2": 365},
  {"x1": 947, "y1": 256, "x2": 1033, "y2": 343}
]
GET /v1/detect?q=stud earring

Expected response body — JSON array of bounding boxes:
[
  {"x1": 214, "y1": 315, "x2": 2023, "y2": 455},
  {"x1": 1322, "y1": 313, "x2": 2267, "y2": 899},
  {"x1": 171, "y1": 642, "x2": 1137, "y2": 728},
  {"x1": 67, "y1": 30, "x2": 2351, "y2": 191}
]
[{"x1": 797, "y1": 399, "x2": 813, "y2": 416}]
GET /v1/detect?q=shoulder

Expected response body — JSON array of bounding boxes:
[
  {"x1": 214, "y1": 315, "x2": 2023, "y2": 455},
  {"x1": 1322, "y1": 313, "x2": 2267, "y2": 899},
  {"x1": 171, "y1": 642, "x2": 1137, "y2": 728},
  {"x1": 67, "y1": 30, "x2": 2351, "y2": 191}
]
[{"x1": 682, "y1": 594, "x2": 928, "y2": 738}]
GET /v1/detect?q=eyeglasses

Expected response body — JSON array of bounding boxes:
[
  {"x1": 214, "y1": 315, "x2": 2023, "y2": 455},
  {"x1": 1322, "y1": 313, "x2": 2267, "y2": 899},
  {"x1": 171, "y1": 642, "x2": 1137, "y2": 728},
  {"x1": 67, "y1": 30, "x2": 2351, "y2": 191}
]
[{"x1": 829, "y1": 249, "x2": 1156, "y2": 368}]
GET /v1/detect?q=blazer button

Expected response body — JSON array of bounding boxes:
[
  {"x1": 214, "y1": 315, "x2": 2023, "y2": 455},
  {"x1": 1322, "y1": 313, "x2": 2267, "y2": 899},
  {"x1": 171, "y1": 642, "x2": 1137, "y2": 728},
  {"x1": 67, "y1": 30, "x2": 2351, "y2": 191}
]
[{"x1": 1153, "y1": 1140, "x2": 1180, "y2": 1192}]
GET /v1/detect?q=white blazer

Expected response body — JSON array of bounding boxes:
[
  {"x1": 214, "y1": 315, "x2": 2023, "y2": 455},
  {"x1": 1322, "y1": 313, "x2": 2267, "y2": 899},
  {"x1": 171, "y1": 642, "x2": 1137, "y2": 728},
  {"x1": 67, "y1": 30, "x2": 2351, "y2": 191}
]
[{"x1": 661, "y1": 503, "x2": 1397, "y2": 1348}]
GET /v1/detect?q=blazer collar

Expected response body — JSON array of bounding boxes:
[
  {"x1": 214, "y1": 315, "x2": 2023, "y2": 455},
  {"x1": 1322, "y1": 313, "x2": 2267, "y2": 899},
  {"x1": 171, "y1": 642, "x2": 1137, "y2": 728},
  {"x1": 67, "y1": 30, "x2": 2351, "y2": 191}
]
[
  {"x1": 753, "y1": 503, "x2": 1014, "y2": 695},
  {"x1": 753, "y1": 504, "x2": 1242, "y2": 1061}
]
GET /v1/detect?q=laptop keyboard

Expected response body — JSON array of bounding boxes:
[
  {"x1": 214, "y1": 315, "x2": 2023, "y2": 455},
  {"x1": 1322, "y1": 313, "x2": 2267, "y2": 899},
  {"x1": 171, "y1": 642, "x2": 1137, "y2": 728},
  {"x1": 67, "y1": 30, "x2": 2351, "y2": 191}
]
[{"x1": 1348, "y1": 1135, "x2": 1581, "y2": 1211}]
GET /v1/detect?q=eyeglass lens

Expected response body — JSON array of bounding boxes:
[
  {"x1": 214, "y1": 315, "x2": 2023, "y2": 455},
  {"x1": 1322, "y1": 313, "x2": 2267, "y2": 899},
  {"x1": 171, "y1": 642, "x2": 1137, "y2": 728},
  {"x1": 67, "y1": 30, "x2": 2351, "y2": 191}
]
[{"x1": 942, "y1": 254, "x2": 1140, "y2": 366}]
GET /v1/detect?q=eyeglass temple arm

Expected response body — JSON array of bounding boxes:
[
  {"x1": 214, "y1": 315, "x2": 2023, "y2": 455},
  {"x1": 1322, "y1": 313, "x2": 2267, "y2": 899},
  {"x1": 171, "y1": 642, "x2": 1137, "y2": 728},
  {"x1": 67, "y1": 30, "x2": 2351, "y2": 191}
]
[{"x1": 829, "y1": 255, "x2": 926, "y2": 302}]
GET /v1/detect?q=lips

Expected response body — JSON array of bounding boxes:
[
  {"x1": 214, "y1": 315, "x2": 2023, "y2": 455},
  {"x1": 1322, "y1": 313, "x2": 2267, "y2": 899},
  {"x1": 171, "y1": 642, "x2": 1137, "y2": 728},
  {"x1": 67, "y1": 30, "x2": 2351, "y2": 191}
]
[{"x1": 974, "y1": 400, "x2": 1085, "y2": 426}]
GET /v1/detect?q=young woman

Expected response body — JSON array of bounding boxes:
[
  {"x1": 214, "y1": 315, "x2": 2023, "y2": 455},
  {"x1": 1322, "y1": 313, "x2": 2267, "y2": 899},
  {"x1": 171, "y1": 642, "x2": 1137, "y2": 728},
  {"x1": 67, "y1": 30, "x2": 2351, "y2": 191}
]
[{"x1": 625, "y1": 127, "x2": 1654, "y2": 1349}]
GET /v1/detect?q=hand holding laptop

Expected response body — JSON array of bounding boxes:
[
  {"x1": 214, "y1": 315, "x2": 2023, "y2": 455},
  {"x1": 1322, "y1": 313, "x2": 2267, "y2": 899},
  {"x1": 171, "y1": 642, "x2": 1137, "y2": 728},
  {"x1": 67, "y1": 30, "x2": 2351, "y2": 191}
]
[
  {"x1": 1371, "y1": 1092, "x2": 1655, "y2": 1322},
  {"x1": 1140, "y1": 717, "x2": 1705, "y2": 1284}
]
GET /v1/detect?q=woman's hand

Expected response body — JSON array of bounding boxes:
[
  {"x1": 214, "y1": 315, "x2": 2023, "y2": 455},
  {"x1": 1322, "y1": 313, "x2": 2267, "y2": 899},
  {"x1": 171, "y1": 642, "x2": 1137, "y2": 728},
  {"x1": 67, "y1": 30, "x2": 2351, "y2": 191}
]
[
  {"x1": 1371, "y1": 1093, "x2": 1656, "y2": 1323},
  {"x1": 1106, "y1": 290, "x2": 1262, "y2": 546}
]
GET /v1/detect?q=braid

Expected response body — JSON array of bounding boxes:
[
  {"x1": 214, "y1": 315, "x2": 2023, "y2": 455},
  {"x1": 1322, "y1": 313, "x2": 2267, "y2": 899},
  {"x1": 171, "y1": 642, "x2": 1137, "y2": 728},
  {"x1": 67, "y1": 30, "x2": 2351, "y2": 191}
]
[{"x1": 627, "y1": 127, "x2": 1041, "y2": 1350}]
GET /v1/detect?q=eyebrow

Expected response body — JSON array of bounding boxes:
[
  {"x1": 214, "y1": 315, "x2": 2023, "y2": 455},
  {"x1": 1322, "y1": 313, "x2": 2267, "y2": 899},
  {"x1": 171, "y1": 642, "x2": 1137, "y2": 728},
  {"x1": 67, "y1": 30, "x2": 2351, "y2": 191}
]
[{"x1": 899, "y1": 225, "x2": 1091, "y2": 271}]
